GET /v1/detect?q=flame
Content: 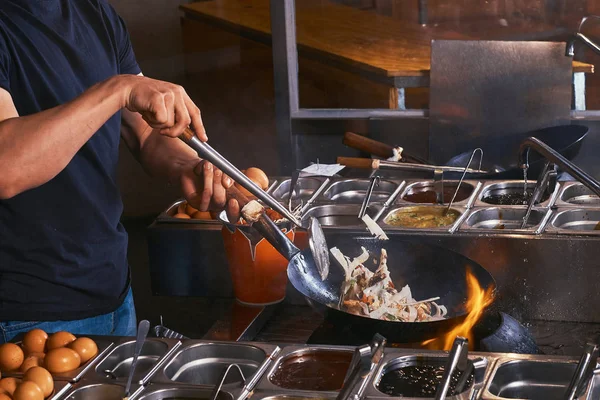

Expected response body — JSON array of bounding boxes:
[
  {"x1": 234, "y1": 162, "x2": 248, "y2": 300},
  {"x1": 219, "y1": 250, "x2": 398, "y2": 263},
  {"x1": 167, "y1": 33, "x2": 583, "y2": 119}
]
[{"x1": 423, "y1": 267, "x2": 494, "y2": 351}]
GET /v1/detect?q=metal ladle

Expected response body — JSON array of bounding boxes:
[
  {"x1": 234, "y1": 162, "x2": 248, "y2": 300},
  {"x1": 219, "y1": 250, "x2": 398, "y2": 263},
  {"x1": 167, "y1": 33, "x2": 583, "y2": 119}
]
[
  {"x1": 124, "y1": 320, "x2": 150, "y2": 398},
  {"x1": 445, "y1": 148, "x2": 483, "y2": 214}
]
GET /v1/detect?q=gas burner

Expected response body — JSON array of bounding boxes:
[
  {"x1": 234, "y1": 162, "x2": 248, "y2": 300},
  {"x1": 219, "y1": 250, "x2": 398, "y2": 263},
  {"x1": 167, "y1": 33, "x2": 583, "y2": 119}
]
[{"x1": 307, "y1": 310, "x2": 539, "y2": 354}]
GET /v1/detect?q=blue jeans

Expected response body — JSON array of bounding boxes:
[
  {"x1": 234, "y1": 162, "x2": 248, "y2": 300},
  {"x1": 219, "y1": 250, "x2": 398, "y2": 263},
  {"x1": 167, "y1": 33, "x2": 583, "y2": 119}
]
[{"x1": 0, "y1": 288, "x2": 137, "y2": 344}]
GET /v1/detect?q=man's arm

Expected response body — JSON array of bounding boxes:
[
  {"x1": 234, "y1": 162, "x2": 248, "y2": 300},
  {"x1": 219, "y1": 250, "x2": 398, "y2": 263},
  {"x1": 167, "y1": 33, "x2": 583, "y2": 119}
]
[{"x1": 0, "y1": 74, "x2": 203, "y2": 199}]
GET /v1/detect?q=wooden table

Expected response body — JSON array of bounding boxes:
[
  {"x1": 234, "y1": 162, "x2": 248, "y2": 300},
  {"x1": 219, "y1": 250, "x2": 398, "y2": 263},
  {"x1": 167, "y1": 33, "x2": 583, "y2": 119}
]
[{"x1": 180, "y1": 0, "x2": 594, "y2": 110}]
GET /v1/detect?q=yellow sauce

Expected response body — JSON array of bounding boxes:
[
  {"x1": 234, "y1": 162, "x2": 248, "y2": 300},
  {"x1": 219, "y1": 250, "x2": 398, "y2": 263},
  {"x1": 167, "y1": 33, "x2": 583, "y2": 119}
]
[{"x1": 384, "y1": 207, "x2": 460, "y2": 228}]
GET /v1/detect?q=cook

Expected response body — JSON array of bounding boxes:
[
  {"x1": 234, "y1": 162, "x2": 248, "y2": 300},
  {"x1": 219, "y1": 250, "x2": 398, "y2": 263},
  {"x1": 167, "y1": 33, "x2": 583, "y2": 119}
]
[{"x1": 0, "y1": 0, "x2": 240, "y2": 342}]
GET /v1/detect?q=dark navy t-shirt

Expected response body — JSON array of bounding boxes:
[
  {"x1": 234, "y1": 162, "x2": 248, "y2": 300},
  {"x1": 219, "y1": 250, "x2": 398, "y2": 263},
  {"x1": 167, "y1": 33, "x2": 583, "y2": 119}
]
[{"x1": 0, "y1": 0, "x2": 141, "y2": 320}]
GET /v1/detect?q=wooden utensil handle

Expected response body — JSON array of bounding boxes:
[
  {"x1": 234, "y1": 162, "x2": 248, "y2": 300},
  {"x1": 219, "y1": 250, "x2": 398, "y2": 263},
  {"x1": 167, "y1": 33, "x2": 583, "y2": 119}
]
[
  {"x1": 337, "y1": 157, "x2": 378, "y2": 169},
  {"x1": 343, "y1": 132, "x2": 394, "y2": 158},
  {"x1": 225, "y1": 184, "x2": 251, "y2": 209}
]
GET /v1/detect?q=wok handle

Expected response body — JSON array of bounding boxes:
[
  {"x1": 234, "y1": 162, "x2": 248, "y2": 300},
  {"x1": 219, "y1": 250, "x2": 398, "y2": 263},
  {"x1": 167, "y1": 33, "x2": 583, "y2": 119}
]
[
  {"x1": 343, "y1": 132, "x2": 394, "y2": 158},
  {"x1": 337, "y1": 157, "x2": 377, "y2": 169}
]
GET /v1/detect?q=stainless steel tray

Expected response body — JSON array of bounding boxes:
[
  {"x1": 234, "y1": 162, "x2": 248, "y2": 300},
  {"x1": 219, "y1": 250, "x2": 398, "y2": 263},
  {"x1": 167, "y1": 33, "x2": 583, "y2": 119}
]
[
  {"x1": 459, "y1": 207, "x2": 553, "y2": 235},
  {"x1": 58, "y1": 381, "x2": 143, "y2": 400},
  {"x1": 480, "y1": 354, "x2": 585, "y2": 400},
  {"x1": 256, "y1": 344, "x2": 355, "y2": 393},
  {"x1": 364, "y1": 350, "x2": 491, "y2": 400},
  {"x1": 150, "y1": 340, "x2": 278, "y2": 389},
  {"x1": 474, "y1": 180, "x2": 560, "y2": 208},
  {"x1": 397, "y1": 179, "x2": 482, "y2": 207},
  {"x1": 321, "y1": 178, "x2": 402, "y2": 203},
  {"x1": 555, "y1": 181, "x2": 600, "y2": 208},
  {"x1": 301, "y1": 204, "x2": 384, "y2": 228},
  {"x1": 132, "y1": 383, "x2": 234, "y2": 400},
  {"x1": 5, "y1": 336, "x2": 114, "y2": 383},
  {"x1": 92, "y1": 338, "x2": 182, "y2": 385},
  {"x1": 381, "y1": 205, "x2": 470, "y2": 233},
  {"x1": 270, "y1": 176, "x2": 328, "y2": 202},
  {"x1": 545, "y1": 208, "x2": 600, "y2": 235}
]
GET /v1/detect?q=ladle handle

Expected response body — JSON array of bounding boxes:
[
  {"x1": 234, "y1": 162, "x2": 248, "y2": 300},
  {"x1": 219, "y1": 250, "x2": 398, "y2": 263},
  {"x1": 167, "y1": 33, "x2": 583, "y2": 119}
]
[
  {"x1": 344, "y1": 132, "x2": 394, "y2": 158},
  {"x1": 337, "y1": 157, "x2": 376, "y2": 169}
]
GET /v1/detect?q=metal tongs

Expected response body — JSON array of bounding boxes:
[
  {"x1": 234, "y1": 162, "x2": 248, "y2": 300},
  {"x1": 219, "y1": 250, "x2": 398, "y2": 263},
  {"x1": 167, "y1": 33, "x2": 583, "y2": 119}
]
[
  {"x1": 521, "y1": 161, "x2": 558, "y2": 229},
  {"x1": 210, "y1": 347, "x2": 283, "y2": 400},
  {"x1": 564, "y1": 342, "x2": 599, "y2": 400},
  {"x1": 435, "y1": 337, "x2": 474, "y2": 400},
  {"x1": 337, "y1": 333, "x2": 387, "y2": 400},
  {"x1": 179, "y1": 128, "x2": 301, "y2": 227},
  {"x1": 358, "y1": 176, "x2": 381, "y2": 219}
]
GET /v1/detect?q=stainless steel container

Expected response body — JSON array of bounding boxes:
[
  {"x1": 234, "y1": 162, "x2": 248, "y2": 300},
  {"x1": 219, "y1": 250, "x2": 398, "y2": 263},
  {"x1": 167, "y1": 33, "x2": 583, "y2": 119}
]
[
  {"x1": 151, "y1": 340, "x2": 277, "y2": 389},
  {"x1": 481, "y1": 355, "x2": 581, "y2": 399},
  {"x1": 398, "y1": 180, "x2": 481, "y2": 207},
  {"x1": 93, "y1": 338, "x2": 181, "y2": 385},
  {"x1": 475, "y1": 180, "x2": 559, "y2": 208},
  {"x1": 60, "y1": 382, "x2": 143, "y2": 400},
  {"x1": 322, "y1": 179, "x2": 401, "y2": 203},
  {"x1": 460, "y1": 207, "x2": 553, "y2": 234},
  {"x1": 546, "y1": 208, "x2": 600, "y2": 235},
  {"x1": 256, "y1": 344, "x2": 355, "y2": 393},
  {"x1": 133, "y1": 384, "x2": 234, "y2": 400},
  {"x1": 555, "y1": 181, "x2": 600, "y2": 207},
  {"x1": 364, "y1": 352, "x2": 491, "y2": 400}
]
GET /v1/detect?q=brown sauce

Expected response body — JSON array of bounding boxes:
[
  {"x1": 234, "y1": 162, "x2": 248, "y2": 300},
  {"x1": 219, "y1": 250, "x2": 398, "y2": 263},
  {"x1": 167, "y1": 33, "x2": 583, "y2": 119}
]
[
  {"x1": 377, "y1": 365, "x2": 474, "y2": 397},
  {"x1": 269, "y1": 350, "x2": 353, "y2": 391},
  {"x1": 403, "y1": 186, "x2": 472, "y2": 204}
]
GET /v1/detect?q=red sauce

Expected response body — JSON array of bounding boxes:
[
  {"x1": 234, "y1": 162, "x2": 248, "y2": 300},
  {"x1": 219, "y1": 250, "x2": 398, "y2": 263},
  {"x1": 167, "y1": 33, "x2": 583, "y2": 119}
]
[{"x1": 269, "y1": 350, "x2": 353, "y2": 391}]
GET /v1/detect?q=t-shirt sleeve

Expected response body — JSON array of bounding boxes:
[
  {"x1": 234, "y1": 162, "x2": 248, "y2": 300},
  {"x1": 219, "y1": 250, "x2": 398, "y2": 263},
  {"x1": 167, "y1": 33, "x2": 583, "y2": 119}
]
[
  {"x1": 101, "y1": 2, "x2": 141, "y2": 76},
  {"x1": 0, "y1": 34, "x2": 11, "y2": 93}
]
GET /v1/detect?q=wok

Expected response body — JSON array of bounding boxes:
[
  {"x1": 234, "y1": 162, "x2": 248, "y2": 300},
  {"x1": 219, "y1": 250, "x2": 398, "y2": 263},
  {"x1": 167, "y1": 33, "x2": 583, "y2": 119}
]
[
  {"x1": 444, "y1": 125, "x2": 589, "y2": 179},
  {"x1": 275, "y1": 221, "x2": 496, "y2": 343}
]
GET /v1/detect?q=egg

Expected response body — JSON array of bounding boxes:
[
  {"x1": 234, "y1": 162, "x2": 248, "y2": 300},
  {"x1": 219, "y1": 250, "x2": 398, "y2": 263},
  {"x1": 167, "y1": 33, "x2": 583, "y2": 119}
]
[
  {"x1": 191, "y1": 211, "x2": 212, "y2": 220},
  {"x1": 24, "y1": 367, "x2": 53, "y2": 398},
  {"x1": 22, "y1": 329, "x2": 48, "y2": 355},
  {"x1": 46, "y1": 331, "x2": 76, "y2": 351},
  {"x1": 44, "y1": 348, "x2": 80, "y2": 374},
  {"x1": 173, "y1": 213, "x2": 191, "y2": 219},
  {"x1": 68, "y1": 338, "x2": 98, "y2": 364},
  {"x1": 0, "y1": 377, "x2": 21, "y2": 395},
  {"x1": 19, "y1": 355, "x2": 42, "y2": 373},
  {"x1": 13, "y1": 381, "x2": 43, "y2": 400},
  {"x1": 0, "y1": 343, "x2": 24, "y2": 371},
  {"x1": 245, "y1": 167, "x2": 269, "y2": 189},
  {"x1": 185, "y1": 204, "x2": 198, "y2": 215},
  {"x1": 235, "y1": 167, "x2": 269, "y2": 196},
  {"x1": 0, "y1": 393, "x2": 11, "y2": 400}
]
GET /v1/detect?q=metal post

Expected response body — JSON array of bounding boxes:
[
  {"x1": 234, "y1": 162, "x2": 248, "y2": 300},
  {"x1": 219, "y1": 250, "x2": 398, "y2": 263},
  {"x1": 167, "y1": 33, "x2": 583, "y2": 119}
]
[{"x1": 271, "y1": 0, "x2": 300, "y2": 174}]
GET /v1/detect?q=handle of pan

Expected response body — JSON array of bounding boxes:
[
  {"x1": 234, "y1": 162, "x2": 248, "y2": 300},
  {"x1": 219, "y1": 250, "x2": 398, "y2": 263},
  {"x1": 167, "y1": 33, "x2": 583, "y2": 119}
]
[
  {"x1": 344, "y1": 132, "x2": 395, "y2": 158},
  {"x1": 343, "y1": 132, "x2": 431, "y2": 164},
  {"x1": 337, "y1": 157, "x2": 377, "y2": 169}
]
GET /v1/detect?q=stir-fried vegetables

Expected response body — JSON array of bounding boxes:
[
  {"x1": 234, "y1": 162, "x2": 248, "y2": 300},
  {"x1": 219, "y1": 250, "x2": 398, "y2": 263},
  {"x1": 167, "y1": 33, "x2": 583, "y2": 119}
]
[{"x1": 331, "y1": 247, "x2": 448, "y2": 322}]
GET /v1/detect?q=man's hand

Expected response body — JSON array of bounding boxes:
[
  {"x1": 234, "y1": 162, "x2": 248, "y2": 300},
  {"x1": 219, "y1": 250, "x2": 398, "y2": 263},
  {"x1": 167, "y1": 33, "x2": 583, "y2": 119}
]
[
  {"x1": 179, "y1": 160, "x2": 240, "y2": 221},
  {"x1": 121, "y1": 75, "x2": 207, "y2": 141}
]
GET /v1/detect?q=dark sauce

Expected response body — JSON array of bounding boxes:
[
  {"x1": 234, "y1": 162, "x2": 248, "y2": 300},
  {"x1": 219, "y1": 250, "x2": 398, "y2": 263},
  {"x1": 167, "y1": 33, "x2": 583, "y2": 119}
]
[
  {"x1": 403, "y1": 186, "x2": 473, "y2": 204},
  {"x1": 482, "y1": 190, "x2": 549, "y2": 206},
  {"x1": 378, "y1": 365, "x2": 474, "y2": 397},
  {"x1": 269, "y1": 351, "x2": 353, "y2": 391}
]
